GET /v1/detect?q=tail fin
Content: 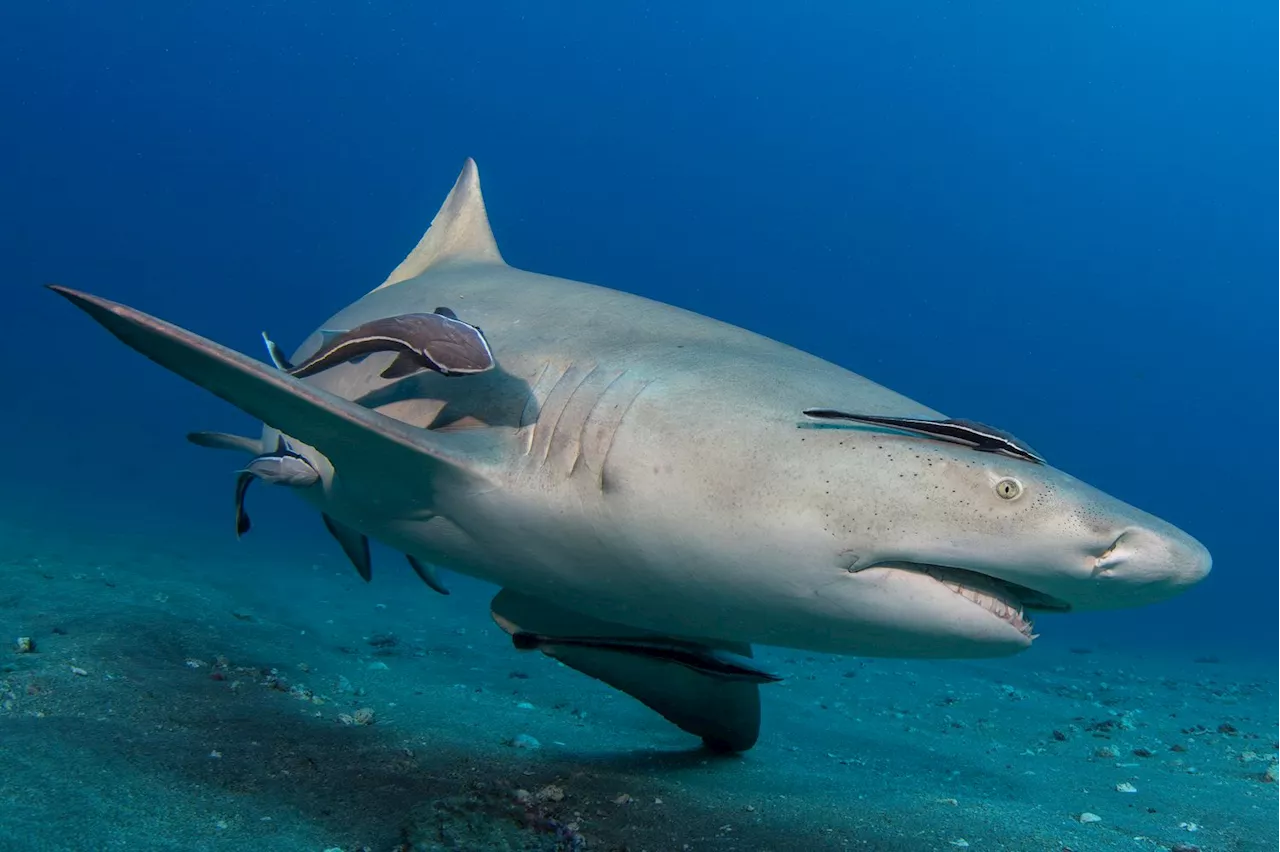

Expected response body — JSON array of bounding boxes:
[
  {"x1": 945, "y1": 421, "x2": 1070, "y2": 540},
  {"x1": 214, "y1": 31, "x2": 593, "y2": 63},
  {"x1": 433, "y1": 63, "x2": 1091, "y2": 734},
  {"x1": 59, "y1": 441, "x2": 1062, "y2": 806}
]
[{"x1": 260, "y1": 332, "x2": 293, "y2": 370}]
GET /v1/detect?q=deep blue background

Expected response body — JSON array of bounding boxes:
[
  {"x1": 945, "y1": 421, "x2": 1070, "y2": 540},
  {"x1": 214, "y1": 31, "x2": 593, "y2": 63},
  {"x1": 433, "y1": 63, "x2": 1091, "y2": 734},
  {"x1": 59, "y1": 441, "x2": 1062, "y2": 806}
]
[{"x1": 2, "y1": 3, "x2": 1273, "y2": 654}]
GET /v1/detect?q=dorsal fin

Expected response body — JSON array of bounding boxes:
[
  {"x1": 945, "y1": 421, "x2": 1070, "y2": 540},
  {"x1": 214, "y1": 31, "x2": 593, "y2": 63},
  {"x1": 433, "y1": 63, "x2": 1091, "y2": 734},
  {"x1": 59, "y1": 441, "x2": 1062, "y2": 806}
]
[{"x1": 374, "y1": 157, "x2": 504, "y2": 292}]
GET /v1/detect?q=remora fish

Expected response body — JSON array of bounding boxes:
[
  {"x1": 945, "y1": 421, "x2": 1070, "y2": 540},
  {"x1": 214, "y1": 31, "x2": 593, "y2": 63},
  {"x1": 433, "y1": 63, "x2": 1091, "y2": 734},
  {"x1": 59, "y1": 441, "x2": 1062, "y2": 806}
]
[
  {"x1": 186, "y1": 431, "x2": 449, "y2": 594},
  {"x1": 234, "y1": 436, "x2": 320, "y2": 537},
  {"x1": 263, "y1": 308, "x2": 494, "y2": 380},
  {"x1": 49, "y1": 157, "x2": 1211, "y2": 753},
  {"x1": 493, "y1": 613, "x2": 782, "y2": 684},
  {"x1": 802, "y1": 408, "x2": 1045, "y2": 464}
]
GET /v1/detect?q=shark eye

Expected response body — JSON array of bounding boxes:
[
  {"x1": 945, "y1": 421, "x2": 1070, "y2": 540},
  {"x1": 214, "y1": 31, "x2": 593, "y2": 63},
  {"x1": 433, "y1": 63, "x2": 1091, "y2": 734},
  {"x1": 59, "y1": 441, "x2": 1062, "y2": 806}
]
[{"x1": 994, "y1": 477, "x2": 1023, "y2": 500}]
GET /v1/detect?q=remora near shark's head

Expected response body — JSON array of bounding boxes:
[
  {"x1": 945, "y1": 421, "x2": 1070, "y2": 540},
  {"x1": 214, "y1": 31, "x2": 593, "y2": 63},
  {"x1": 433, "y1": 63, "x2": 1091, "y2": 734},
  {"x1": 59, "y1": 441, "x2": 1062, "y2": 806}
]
[
  {"x1": 780, "y1": 424, "x2": 1211, "y2": 655},
  {"x1": 44, "y1": 156, "x2": 1212, "y2": 750}
]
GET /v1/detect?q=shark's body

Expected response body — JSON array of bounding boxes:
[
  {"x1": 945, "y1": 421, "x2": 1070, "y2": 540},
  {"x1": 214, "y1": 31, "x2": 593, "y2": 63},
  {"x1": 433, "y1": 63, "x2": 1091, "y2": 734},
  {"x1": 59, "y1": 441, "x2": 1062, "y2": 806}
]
[{"x1": 51, "y1": 158, "x2": 1210, "y2": 752}]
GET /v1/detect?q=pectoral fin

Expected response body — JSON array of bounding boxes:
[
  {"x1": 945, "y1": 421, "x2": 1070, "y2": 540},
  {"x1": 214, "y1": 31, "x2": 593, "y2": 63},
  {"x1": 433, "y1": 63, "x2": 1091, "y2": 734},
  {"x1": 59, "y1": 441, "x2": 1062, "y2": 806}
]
[
  {"x1": 49, "y1": 286, "x2": 495, "y2": 510},
  {"x1": 406, "y1": 555, "x2": 450, "y2": 595},
  {"x1": 379, "y1": 352, "x2": 424, "y2": 380},
  {"x1": 490, "y1": 589, "x2": 763, "y2": 752},
  {"x1": 321, "y1": 514, "x2": 372, "y2": 582}
]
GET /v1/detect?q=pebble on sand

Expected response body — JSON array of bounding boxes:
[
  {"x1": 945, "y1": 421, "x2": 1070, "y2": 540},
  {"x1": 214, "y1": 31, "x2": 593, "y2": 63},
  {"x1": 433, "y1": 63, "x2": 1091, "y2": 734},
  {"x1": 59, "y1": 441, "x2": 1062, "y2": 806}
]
[
  {"x1": 1078, "y1": 812, "x2": 1102, "y2": 823},
  {"x1": 337, "y1": 707, "x2": 376, "y2": 726},
  {"x1": 535, "y1": 784, "x2": 565, "y2": 803}
]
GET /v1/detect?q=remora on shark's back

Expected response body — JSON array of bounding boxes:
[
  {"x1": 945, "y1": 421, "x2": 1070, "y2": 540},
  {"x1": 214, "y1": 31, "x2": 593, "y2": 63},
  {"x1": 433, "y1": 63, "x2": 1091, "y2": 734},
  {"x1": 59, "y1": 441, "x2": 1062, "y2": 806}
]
[
  {"x1": 49, "y1": 157, "x2": 1211, "y2": 753},
  {"x1": 263, "y1": 308, "x2": 494, "y2": 380}
]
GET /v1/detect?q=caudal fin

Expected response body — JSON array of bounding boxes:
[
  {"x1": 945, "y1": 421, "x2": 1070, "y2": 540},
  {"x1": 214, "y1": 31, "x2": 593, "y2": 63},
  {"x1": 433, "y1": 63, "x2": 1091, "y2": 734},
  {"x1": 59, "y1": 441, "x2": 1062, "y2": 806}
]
[{"x1": 261, "y1": 332, "x2": 293, "y2": 370}]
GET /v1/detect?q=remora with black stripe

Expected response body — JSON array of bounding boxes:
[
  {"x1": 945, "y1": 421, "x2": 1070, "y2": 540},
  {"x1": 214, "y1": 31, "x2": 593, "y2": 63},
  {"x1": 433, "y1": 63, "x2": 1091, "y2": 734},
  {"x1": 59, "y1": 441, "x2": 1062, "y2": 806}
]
[
  {"x1": 263, "y1": 308, "x2": 494, "y2": 380},
  {"x1": 802, "y1": 409, "x2": 1045, "y2": 464}
]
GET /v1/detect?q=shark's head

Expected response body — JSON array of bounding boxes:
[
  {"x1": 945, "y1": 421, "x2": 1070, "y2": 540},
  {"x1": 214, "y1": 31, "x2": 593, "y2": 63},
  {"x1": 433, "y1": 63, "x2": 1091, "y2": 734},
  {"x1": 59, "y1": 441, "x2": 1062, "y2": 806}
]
[{"x1": 807, "y1": 434, "x2": 1211, "y2": 657}]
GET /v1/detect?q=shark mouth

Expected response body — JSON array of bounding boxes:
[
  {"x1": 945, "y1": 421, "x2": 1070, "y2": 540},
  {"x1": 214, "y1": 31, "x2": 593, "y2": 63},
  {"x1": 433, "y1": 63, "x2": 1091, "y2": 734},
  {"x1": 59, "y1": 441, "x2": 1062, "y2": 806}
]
[{"x1": 893, "y1": 564, "x2": 1071, "y2": 639}]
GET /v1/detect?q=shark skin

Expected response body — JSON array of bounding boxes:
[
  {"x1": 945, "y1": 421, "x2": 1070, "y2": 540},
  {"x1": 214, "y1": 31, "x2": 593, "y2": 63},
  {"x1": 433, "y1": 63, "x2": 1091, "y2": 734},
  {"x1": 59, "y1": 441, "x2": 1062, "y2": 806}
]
[{"x1": 49, "y1": 158, "x2": 1211, "y2": 751}]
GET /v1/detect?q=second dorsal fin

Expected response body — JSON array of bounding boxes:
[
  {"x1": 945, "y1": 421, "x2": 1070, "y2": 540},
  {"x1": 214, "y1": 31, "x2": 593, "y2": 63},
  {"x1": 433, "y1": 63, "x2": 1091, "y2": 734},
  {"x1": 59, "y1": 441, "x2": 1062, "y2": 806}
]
[{"x1": 374, "y1": 157, "x2": 505, "y2": 292}]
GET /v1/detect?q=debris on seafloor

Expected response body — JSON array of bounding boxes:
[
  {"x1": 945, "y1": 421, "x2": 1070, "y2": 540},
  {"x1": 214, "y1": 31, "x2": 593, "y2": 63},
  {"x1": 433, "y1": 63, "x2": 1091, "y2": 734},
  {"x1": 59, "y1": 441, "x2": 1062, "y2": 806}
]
[
  {"x1": 401, "y1": 782, "x2": 585, "y2": 851},
  {"x1": 338, "y1": 707, "x2": 376, "y2": 726}
]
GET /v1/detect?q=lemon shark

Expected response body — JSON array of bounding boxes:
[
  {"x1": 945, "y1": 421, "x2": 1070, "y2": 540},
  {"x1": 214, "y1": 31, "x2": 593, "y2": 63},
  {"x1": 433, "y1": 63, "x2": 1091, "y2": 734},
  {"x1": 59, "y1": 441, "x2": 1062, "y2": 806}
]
[{"x1": 49, "y1": 158, "x2": 1211, "y2": 752}]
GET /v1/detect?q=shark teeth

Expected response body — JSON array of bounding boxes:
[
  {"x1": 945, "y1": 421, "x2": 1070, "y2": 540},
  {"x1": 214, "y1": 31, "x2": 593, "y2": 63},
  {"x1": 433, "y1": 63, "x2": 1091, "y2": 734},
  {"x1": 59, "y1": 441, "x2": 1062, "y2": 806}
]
[{"x1": 925, "y1": 566, "x2": 1037, "y2": 639}]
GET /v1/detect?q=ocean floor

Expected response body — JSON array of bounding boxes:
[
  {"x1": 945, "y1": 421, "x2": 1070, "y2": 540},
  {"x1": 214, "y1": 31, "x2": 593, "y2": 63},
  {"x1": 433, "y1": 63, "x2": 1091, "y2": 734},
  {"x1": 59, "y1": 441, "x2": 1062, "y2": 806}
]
[{"x1": 0, "y1": 508, "x2": 1275, "y2": 852}]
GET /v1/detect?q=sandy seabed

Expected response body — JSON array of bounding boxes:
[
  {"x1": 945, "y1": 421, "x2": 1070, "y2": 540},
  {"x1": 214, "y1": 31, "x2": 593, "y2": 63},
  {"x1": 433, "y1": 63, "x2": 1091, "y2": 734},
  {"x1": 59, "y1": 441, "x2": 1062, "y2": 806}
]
[{"x1": 0, "y1": 511, "x2": 1274, "y2": 852}]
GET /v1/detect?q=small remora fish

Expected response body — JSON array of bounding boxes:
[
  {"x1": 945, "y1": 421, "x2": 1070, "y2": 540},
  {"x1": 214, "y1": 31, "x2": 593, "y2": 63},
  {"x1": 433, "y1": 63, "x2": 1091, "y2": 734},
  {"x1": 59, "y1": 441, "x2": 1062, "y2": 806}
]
[
  {"x1": 502, "y1": 623, "x2": 782, "y2": 684},
  {"x1": 263, "y1": 308, "x2": 494, "y2": 380},
  {"x1": 235, "y1": 437, "x2": 320, "y2": 537},
  {"x1": 802, "y1": 409, "x2": 1045, "y2": 464}
]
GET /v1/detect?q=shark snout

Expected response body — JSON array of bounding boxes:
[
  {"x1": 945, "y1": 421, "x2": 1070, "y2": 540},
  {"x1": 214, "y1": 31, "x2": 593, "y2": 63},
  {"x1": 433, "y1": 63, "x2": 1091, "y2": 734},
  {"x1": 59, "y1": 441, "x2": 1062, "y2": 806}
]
[{"x1": 1084, "y1": 522, "x2": 1211, "y2": 608}]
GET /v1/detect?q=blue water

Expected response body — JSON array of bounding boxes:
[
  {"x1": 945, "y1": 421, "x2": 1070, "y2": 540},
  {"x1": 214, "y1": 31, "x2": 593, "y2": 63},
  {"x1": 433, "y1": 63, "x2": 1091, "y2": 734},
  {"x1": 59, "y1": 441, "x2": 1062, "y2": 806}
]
[
  {"x1": 4, "y1": 3, "x2": 1273, "y2": 648},
  {"x1": 2, "y1": 0, "x2": 1273, "y2": 733}
]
